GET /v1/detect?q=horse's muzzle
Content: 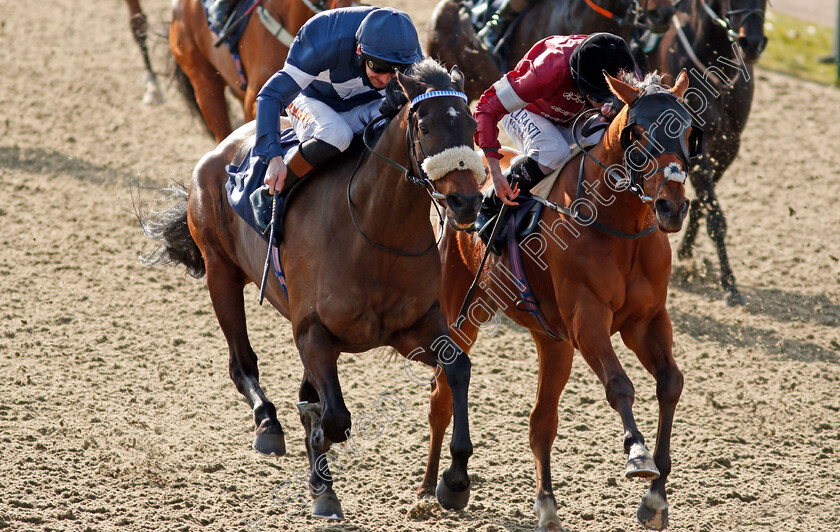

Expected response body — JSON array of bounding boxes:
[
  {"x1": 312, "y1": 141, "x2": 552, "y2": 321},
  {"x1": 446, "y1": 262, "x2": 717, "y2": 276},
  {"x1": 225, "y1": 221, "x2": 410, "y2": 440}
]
[
  {"x1": 445, "y1": 192, "x2": 481, "y2": 229},
  {"x1": 655, "y1": 198, "x2": 689, "y2": 232},
  {"x1": 738, "y1": 34, "x2": 768, "y2": 63}
]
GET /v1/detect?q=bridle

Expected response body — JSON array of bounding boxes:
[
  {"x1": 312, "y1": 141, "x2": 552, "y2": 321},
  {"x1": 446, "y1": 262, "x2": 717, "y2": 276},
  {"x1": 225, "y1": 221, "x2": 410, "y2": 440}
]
[
  {"x1": 531, "y1": 86, "x2": 698, "y2": 239},
  {"x1": 585, "y1": 0, "x2": 655, "y2": 31},
  {"x1": 349, "y1": 89, "x2": 483, "y2": 256}
]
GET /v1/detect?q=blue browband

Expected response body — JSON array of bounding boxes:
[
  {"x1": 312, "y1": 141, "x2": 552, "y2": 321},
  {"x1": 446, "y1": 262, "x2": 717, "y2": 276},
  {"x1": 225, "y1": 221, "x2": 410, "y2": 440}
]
[{"x1": 409, "y1": 90, "x2": 468, "y2": 109}]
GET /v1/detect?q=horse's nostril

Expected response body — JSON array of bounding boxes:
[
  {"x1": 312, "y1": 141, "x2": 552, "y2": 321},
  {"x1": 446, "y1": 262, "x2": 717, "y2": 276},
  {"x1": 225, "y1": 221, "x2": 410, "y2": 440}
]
[
  {"x1": 445, "y1": 193, "x2": 481, "y2": 215},
  {"x1": 655, "y1": 198, "x2": 673, "y2": 219}
]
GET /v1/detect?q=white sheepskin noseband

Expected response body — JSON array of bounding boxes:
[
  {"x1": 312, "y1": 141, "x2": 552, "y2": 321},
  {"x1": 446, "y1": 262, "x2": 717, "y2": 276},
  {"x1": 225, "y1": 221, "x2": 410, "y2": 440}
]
[{"x1": 420, "y1": 146, "x2": 485, "y2": 184}]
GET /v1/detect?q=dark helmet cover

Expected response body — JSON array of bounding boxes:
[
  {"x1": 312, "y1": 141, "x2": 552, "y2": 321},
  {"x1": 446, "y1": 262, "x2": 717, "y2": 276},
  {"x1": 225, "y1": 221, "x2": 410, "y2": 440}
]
[{"x1": 570, "y1": 33, "x2": 636, "y2": 103}]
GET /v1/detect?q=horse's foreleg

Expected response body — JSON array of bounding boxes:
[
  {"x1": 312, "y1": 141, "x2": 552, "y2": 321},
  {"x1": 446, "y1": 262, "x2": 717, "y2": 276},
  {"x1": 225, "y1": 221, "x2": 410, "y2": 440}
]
[
  {"x1": 676, "y1": 197, "x2": 701, "y2": 260},
  {"x1": 529, "y1": 334, "x2": 574, "y2": 532},
  {"x1": 620, "y1": 310, "x2": 683, "y2": 530},
  {"x1": 572, "y1": 305, "x2": 658, "y2": 480},
  {"x1": 205, "y1": 254, "x2": 285, "y2": 456},
  {"x1": 390, "y1": 307, "x2": 473, "y2": 512}
]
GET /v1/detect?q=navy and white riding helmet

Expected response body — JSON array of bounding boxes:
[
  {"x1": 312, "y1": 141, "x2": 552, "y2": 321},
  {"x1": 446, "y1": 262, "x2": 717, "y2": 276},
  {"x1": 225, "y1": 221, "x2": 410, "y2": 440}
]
[{"x1": 356, "y1": 7, "x2": 423, "y2": 68}]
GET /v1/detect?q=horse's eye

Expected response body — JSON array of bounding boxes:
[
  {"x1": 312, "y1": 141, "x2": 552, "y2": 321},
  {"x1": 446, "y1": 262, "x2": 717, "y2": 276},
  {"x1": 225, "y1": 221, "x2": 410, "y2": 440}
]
[{"x1": 419, "y1": 124, "x2": 430, "y2": 136}]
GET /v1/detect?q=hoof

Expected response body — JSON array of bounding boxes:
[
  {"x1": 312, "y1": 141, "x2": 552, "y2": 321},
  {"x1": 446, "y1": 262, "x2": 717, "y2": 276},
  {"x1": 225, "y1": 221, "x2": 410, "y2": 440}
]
[
  {"x1": 625, "y1": 443, "x2": 660, "y2": 480},
  {"x1": 252, "y1": 419, "x2": 285, "y2": 457},
  {"x1": 537, "y1": 525, "x2": 566, "y2": 532},
  {"x1": 723, "y1": 289, "x2": 745, "y2": 306},
  {"x1": 637, "y1": 499, "x2": 669, "y2": 530},
  {"x1": 312, "y1": 489, "x2": 344, "y2": 520},
  {"x1": 435, "y1": 475, "x2": 470, "y2": 511}
]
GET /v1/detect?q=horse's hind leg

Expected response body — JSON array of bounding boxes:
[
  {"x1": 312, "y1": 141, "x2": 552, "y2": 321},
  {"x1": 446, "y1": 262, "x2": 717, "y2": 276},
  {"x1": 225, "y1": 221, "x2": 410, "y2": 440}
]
[
  {"x1": 529, "y1": 334, "x2": 574, "y2": 532},
  {"x1": 126, "y1": 0, "x2": 164, "y2": 104},
  {"x1": 296, "y1": 377, "x2": 343, "y2": 520},
  {"x1": 169, "y1": 18, "x2": 232, "y2": 141},
  {"x1": 294, "y1": 321, "x2": 351, "y2": 519},
  {"x1": 620, "y1": 309, "x2": 683, "y2": 530},
  {"x1": 204, "y1": 251, "x2": 286, "y2": 456}
]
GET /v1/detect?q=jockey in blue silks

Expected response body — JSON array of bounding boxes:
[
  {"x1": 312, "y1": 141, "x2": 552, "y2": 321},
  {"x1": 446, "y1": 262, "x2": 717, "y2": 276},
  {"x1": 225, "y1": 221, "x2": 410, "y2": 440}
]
[{"x1": 254, "y1": 6, "x2": 424, "y2": 195}]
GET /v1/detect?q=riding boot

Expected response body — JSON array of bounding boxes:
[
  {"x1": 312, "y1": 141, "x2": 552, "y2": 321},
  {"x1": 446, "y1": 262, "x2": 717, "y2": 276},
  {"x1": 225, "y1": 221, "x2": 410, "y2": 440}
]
[
  {"x1": 250, "y1": 139, "x2": 341, "y2": 234},
  {"x1": 476, "y1": 0, "x2": 540, "y2": 51}
]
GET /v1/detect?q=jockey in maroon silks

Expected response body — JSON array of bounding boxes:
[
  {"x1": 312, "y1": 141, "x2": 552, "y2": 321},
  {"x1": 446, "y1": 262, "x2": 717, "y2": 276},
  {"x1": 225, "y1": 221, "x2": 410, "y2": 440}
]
[{"x1": 474, "y1": 32, "x2": 637, "y2": 206}]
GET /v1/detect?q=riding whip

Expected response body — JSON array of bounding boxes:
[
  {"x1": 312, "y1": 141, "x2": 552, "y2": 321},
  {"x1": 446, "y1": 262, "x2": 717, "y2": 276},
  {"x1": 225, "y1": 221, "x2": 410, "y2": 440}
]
[
  {"x1": 258, "y1": 190, "x2": 278, "y2": 305},
  {"x1": 456, "y1": 202, "x2": 509, "y2": 323}
]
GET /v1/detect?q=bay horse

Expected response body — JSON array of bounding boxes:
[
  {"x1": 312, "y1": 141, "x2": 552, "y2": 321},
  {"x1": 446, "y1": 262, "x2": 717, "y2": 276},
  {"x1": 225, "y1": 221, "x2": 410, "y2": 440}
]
[
  {"x1": 170, "y1": 0, "x2": 355, "y2": 142},
  {"x1": 140, "y1": 59, "x2": 483, "y2": 518},
  {"x1": 427, "y1": 0, "x2": 676, "y2": 101},
  {"x1": 646, "y1": 0, "x2": 767, "y2": 305},
  {"x1": 125, "y1": 0, "x2": 165, "y2": 104},
  {"x1": 421, "y1": 71, "x2": 694, "y2": 531}
]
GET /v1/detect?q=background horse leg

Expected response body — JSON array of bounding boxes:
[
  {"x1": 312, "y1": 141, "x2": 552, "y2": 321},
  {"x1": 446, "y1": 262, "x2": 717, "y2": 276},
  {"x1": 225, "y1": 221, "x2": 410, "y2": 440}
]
[
  {"x1": 125, "y1": 0, "x2": 164, "y2": 104},
  {"x1": 296, "y1": 377, "x2": 343, "y2": 520},
  {"x1": 695, "y1": 168, "x2": 744, "y2": 306},
  {"x1": 416, "y1": 316, "x2": 479, "y2": 499},
  {"x1": 390, "y1": 308, "x2": 473, "y2": 512},
  {"x1": 620, "y1": 309, "x2": 684, "y2": 530},
  {"x1": 677, "y1": 196, "x2": 702, "y2": 260},
  {"x1": 529, "y1": 333, "x2": 574, "y2": 532},
  {"x1": 571, "y1": 304, "x2": 659, "y2": 480},
  {"x1": 203, "y1": 249, "x2": 285, "y2": 455},
  {"x1": 169, "y1": 22, "x2": 232, "y2": 142}
]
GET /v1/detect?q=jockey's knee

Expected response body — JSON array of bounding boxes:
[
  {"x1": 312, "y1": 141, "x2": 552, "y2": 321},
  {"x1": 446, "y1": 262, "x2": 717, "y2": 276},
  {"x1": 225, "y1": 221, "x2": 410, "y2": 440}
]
[
  {"x1": 312, "y1": 122, "x2": 354, "y2": 153},
  {"x1": 529, "y1": 142, "x2": 572, "y2": 172}
]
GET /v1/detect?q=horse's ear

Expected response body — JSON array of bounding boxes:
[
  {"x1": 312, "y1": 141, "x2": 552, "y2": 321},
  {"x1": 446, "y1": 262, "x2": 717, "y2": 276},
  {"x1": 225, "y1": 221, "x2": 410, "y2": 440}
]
[
  {"x1": 604, "y1": 70, "x2": 639, "y2": 105},
  {"x1": 671, "y1": 69, "x2": 689, "y2": 99},
  {"x1": 449, "y1": 65, "x2": 465, "y2": 93},
  {"x1": 397, "y1": 71, "x2": 423, "y2": 100}
]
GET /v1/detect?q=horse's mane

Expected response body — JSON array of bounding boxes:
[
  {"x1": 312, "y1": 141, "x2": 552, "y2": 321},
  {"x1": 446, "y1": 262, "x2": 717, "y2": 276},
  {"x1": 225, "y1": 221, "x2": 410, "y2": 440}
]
[{"x1": 408, "y1": 57, "x2": 455, "y2": 89}]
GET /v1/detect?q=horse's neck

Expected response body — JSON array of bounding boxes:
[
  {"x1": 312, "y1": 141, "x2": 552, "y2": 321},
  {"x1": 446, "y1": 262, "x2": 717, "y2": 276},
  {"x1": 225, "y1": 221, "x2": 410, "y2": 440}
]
[
  {"x1": 687, "y1": 0, "x2": 734, "y2": 63},
  {"x1": 579, "y1": 124, "x2": 653, "y2": 230},
  {"x1": 349, "y1": 113, "x2": 435, "y2": 250}
]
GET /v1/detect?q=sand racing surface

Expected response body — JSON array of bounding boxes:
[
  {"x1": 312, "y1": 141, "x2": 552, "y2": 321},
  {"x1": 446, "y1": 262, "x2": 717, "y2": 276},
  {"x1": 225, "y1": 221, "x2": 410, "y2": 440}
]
[{"x1": 0, "y1": 0, "x2": 838, "y2": 530}]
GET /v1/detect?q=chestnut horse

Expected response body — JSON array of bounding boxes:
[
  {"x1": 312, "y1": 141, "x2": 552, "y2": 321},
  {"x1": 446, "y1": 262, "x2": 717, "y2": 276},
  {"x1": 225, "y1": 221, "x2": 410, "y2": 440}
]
[
  {"x1": 170, "y1": 0, "x2": 354, "y2": 141},
  {"x1": 422, "y1": 71, "x2": 694, "y2": 531},
  {"x1": 125, "y1": 0, "x2": 165, "y2": 104},
  {"x1": 646, "y1": 0, "x2": 767, "y2": 305},
  {"x1": 140, "y1": 60, "x2": 483, "y2": 518},
  {"x1": 427, "y1": 0, "x2": 676, "y2": 101}
]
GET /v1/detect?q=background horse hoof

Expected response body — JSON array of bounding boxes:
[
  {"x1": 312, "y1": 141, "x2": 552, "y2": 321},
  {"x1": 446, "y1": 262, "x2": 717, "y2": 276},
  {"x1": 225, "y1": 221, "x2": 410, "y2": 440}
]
[
  {"x1": 637, "y1": 500, "x2": 669, "y2": 530},
  {"x1": 311, "y1": 489, "x2": 344, "y2": 520},
  {"x1": 537, "y1": 524, "x2": 566, "y2": 532},
  {"x1": 252, "y1": 419, "x2": 285, "y2": 456},
  {"x1": 435, "y1": 475, "x2": 470, "y2": 511},
  {"x1": 723, "y1": 289, "x2": 745, "y2": 306},
  {"x1": 625, "y1": 443, "x2": 660, "y2": 480}
]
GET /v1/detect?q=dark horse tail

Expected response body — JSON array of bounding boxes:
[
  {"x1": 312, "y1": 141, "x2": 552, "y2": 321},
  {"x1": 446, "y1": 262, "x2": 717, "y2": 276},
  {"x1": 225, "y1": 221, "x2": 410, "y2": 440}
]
[
  {"x1": 138, "y1": 185, "x2": 206, "y2": 278},
  {"x1": 171, "y1": 60, "x2": 215, "y2": 139}
]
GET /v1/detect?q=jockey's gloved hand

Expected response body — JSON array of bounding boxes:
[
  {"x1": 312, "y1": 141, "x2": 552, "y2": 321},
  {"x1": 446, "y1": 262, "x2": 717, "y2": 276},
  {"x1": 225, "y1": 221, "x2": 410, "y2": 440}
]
[{"x1": 379, "y1": 79, "x2": 408, "y2": 118}]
